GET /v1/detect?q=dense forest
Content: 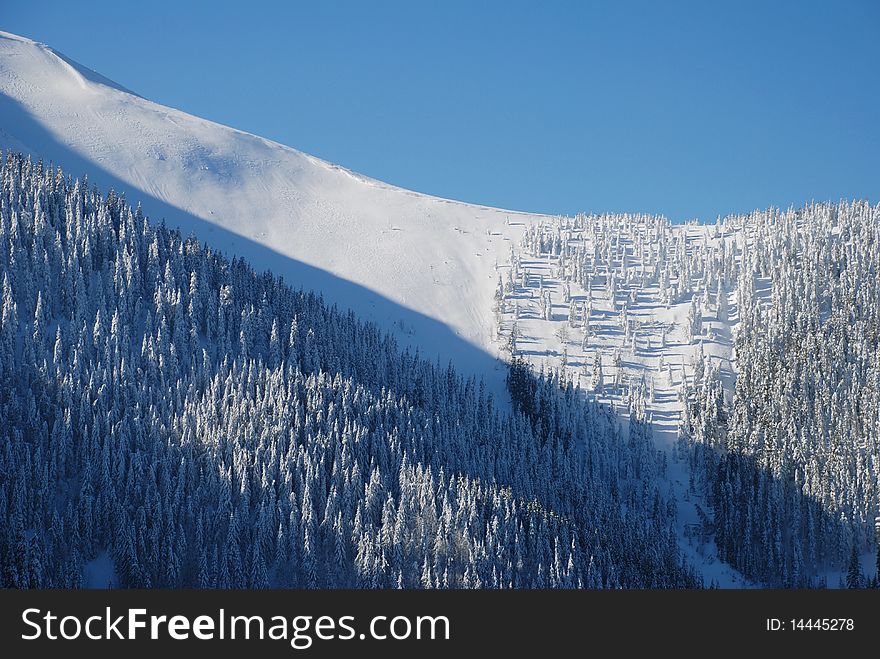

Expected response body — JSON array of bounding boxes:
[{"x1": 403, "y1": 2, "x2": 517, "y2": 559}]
[
  {"x1": 681, "y1": 202, "x2": 880, "y2": 587},
  {"x1": 0, "y1": 152, "x2": 700, "y2": 588}
]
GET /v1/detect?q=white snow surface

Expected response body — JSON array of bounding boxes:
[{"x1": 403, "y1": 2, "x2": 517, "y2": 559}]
[{"x1": 0, "y1": 30, "x2": 547, "y2": 390}]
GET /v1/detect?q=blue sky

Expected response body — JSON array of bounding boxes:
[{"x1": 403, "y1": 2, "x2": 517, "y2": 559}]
[{"x1": 4, "y1": 1, "x2": 878, "y2": 221}]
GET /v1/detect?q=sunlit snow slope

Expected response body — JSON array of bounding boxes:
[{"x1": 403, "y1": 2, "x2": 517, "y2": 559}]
[{"x1": 0, "y1": 31, "x2": 546, "y2": 385}]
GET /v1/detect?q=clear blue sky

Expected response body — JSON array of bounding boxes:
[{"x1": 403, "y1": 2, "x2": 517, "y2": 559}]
[{"x1": 4, "y1": 1, "x2": 878, "y2": 221}]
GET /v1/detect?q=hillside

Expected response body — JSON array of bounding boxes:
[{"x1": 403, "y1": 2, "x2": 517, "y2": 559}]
[{"x1": 0, "y1": 30, "x2": 546, "y2": 391}]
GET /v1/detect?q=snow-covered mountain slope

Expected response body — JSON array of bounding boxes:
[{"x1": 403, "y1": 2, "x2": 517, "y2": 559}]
[
  {"x1": 0, "y1": 30, "x2": 546, "y2": 387},
  {"x1": 6, "y1": 31, "x2": 875, "y2": 588}
]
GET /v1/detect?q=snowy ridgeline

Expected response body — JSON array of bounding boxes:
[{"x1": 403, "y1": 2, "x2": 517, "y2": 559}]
[
  {"x1": 494, "y1": 204, "x2": 880, "y2": 587},
  {"x1": 0, "y1": 29, "x2": 546, "y2": 389},
  {"x1": 0, "y1": 153, "x2": 701, "y2": 589}
]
